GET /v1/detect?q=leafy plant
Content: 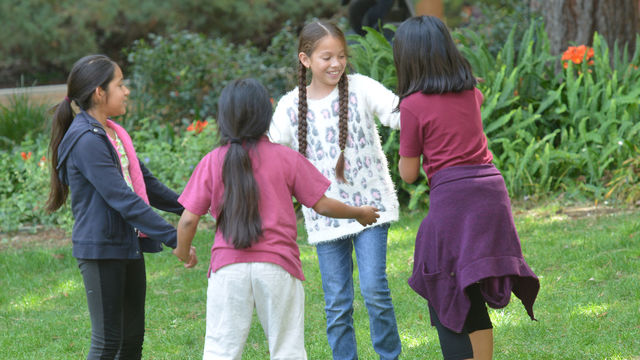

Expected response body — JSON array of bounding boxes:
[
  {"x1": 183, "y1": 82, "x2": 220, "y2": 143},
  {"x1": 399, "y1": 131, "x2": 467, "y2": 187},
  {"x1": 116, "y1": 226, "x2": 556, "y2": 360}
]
[
  {"x1": 0, "y1": 91, "x2": 50, "y2": 150},
  {"x1": 605, "y1": 144, "x2": 640, "y2": 205},
  {"x1": 457, "y1": 20, "x2": 640, "y2": 198},
  {"x1": 0, "y1": 137, "x2": 73, "y2": 232}
]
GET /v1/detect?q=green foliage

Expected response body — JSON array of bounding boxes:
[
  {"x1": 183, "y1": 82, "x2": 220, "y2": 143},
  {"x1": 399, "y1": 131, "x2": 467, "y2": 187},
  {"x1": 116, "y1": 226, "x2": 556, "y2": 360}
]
[
  {"x1": 0, "y1": 91, "x2": 50, "y2": 150},
  {"x1": 123, "y1": 25, "x2": 298, "y2": 129},
  {"x1": 458, "y1": 22, "x2": 640, "y2": 198},
  {"x1": 460, "y1": 1, "x2": 538, "y2": 57},
  {"x1": 131, "y1": 116, "x2": 220, "y2": 192},
  {"x1": 0, "y1": 137, "x2": 73, "y2": 232},
  {"x1": 0, "y1": 0, "x2": 338, "y2": 86},
  {"x1": 168, "y1": 0, "x2": 339, "y2": 49},
  {"x1": 606, "y1": 144, "x2": 640, "y2": 205}
]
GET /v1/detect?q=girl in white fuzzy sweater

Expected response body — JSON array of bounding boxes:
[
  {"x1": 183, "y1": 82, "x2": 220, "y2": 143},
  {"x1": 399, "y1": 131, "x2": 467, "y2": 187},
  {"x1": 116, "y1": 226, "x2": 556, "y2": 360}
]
[{"x1": 269, "y1": 20, "x2": 402, "y2": 360}]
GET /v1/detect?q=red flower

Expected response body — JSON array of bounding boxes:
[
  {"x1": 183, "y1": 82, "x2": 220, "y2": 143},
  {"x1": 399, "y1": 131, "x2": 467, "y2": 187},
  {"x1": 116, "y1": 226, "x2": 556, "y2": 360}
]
[{"x1": 21, "y1": 151, "x2": 32, "y2": 161}]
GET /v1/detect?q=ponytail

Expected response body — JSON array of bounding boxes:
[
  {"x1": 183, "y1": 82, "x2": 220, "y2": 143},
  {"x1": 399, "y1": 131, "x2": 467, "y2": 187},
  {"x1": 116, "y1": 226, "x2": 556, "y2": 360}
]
[
  {"x1": 215, "y1": 78, "x2": 272, "y2": 249},
  {"x1": 217, "y1": 141, "x2": 262, "y2": 249},
  {"x1": 45, "y1": 99, "x2": 74, "y2": 212}
]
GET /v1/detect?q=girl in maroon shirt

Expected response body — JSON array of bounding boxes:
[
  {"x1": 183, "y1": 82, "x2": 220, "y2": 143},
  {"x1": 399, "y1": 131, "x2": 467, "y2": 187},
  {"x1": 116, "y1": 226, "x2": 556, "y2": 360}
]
[{"x1": 393, "y1": 16, "x2": 540, "y2": 360}]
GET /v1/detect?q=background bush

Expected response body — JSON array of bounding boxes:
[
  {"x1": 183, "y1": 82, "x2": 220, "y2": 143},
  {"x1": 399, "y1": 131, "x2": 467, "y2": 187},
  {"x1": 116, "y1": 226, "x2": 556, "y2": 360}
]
[
  {"x1": 0, "y1": 0, "x2": 340, "y2": 87},
  {"x1": 122, "y1": 23, "x2": 298, "y2": 129}
]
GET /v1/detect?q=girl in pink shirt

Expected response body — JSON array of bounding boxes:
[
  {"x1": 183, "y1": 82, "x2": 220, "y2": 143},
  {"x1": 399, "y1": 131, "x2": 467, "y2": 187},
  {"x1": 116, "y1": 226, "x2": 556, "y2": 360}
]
[{"x1": 173, "y1": 79, "x2": 380, "y2": 360}]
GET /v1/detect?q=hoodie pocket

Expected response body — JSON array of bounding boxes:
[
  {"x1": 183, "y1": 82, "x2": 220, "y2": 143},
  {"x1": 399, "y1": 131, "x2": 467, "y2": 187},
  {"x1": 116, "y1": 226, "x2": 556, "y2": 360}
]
[{"x1": 103, "y1": 208, "x2": 127, "y2": 244}]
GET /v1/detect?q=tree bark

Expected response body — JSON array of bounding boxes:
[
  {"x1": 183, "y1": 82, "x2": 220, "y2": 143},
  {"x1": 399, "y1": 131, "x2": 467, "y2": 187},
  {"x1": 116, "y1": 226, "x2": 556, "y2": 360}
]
[{"x1": 530, "y1": 0, "x2": 639, "y2": 55}]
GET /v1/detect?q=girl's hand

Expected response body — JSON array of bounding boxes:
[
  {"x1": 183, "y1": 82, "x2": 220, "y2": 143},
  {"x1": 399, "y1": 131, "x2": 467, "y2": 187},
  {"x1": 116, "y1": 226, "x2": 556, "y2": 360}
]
[
  {"x1": 184, "y1": 246, "x2": 198, "y2": 268},
  {"x1": 356, "y1": 206, "x2": 380, "y2": 226},
  {"x1": 173, "y1": 246, "x2": 197, "y2": 268}
]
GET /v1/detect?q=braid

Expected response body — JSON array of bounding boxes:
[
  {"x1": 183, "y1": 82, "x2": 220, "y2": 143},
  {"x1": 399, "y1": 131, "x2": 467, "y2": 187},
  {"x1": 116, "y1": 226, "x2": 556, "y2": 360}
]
[
  {"x1": 297, "y1": 62, "x2": 309, "y2": 157},
  {"x1": 334, "y1": 73, "x2": 349, "y2": 182}
]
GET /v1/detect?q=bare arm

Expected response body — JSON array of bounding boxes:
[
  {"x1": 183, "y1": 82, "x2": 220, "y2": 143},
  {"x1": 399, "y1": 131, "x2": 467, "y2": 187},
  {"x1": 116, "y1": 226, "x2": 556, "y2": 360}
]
[
  {"x1": 173, "y1": 209, "x2": 199, "y2": 268},
  {"x1": 399, "y1": 156, "x2": 421, "y2": 184},
  {"x1": 312, "y1": 195, "x2": 380, "y2": 226}
]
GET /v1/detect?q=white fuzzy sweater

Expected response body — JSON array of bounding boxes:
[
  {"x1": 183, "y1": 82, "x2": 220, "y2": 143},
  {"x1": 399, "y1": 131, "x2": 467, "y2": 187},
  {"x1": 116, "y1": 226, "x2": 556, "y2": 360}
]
[{"x1": 269, "y1": 74, "x2": 400, "y2": 244}]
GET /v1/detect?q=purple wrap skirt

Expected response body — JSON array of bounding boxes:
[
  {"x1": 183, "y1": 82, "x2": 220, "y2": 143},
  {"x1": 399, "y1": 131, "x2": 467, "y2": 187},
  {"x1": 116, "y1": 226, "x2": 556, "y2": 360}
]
[{"x1": 408, "y1": 164, "x2": 540, "y2": 333}]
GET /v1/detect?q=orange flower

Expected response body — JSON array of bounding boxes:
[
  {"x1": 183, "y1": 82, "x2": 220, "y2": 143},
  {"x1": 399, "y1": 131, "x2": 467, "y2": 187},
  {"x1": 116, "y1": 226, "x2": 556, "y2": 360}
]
[
  {"x1": 187, "y1": 120, "x2": 208, "y2": 134},
  {"x1": 562, "y1": 45, "x2": 595, "y2": 68},
  {"x1": 21, "y1": 151, "x2": 32, "y2": 161}
]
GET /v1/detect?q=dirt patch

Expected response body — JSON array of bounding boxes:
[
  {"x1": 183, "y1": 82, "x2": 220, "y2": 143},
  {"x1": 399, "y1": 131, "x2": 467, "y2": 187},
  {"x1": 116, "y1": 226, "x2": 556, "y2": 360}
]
[{"x1": 0, "y1": 227, "x2": 70, "y2": 251}]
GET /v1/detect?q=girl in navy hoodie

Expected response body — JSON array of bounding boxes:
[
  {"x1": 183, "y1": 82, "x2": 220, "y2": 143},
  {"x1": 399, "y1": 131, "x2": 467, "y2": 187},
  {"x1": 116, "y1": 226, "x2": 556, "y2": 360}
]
[{"x1": 46, "y1": 54, "x2": 196, "y2": 359}]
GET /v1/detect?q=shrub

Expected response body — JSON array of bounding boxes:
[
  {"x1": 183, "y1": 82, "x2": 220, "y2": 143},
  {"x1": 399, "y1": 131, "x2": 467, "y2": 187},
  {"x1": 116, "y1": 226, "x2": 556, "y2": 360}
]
[
  {"x1": 0, "y1": 0, "x2": 339, "y2": 87},
  {"x1": 123, "y1": 25, "x2": 298, "y2": 130},
  {"x1": 0, "y1": 91, "x2": 50, "y2": 150},
  {"x1": 0, "y1": 137, "x2": 73, "y2": 232}
]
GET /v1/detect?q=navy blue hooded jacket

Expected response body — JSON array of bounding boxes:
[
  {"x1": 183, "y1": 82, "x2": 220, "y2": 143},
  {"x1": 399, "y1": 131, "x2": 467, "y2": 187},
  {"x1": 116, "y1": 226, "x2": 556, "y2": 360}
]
[{"x1": 57, "y1": 111, "x2": 183, "y2": 259}]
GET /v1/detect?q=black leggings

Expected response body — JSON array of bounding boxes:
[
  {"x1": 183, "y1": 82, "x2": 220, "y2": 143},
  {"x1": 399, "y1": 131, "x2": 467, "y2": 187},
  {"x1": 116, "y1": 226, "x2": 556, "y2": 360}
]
[
  {"x1": 78, "y1": 258, "x2": 146, "y2": 360},
  {"x1": 429, "y1": 284, "x2": 493, "y2": 360}
]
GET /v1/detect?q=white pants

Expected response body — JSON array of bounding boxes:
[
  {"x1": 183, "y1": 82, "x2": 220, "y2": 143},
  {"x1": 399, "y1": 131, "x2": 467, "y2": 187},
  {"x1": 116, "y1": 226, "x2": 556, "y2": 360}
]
[{"x1": 203, "y1": 262, "x2": 307, "y2": 360}]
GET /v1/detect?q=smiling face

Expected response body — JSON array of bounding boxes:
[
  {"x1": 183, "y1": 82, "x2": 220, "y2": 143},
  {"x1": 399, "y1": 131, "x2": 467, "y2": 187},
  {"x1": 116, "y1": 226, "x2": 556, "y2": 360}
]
[{"x1": 299, "y1": 35, "x2": 347, "y2": 96}]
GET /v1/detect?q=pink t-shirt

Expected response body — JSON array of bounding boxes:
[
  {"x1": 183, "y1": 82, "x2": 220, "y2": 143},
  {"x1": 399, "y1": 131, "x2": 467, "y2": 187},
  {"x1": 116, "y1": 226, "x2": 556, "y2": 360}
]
[
  {"x1": 399, "y1": 88, "x2": 493, "y2": 182},
  {"x1": 178, "y1": 136, "x2": 330, "y2": 280}
]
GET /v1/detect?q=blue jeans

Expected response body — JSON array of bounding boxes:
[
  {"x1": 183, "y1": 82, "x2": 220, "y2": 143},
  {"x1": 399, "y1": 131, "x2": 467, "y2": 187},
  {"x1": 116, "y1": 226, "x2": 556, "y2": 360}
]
[{"x1": 316, "y1": 223, "x2": 401, "y2": 360}]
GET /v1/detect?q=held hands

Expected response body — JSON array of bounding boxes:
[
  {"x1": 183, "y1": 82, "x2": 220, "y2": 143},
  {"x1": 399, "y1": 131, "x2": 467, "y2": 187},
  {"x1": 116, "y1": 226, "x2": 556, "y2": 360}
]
[
  {"x1": 173, "y1": 246, "x2": 198, "y2": 268},
  {"x1": 356, "y1": 206, "x2": 380, "y2": 226}
]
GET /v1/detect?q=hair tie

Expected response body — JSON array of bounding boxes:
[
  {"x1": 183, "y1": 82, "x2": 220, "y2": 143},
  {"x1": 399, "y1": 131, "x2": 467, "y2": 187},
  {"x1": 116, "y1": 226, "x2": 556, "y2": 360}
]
[
  {"x1": 64, "y1": 96, "x2": 71, "y2": 103},
  {"x1": 229, "y1": 137, "x2": 242, "y2": 144}
]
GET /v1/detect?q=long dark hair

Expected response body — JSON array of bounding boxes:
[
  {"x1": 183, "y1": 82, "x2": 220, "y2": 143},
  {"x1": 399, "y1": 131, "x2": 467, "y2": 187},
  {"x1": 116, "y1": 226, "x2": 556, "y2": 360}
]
[
  {"x1": 46, "y1": 55, "x2": 117, "y2": 213},
  {"x1": 393, "y1": 16, "x2": 476, "y2": 108},
  {"x1": 216, "y1": 79, "x2": 272, "y2": 249},
  {"x1": 297, "y1": 20, "x2": 350, "y2": 183}
]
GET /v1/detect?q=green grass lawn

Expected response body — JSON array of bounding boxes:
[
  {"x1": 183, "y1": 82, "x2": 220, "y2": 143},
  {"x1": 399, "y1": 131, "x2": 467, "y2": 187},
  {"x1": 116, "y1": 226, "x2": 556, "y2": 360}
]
[{"x1": 1, "y1": 206, "x2": 639, "y2": 359}]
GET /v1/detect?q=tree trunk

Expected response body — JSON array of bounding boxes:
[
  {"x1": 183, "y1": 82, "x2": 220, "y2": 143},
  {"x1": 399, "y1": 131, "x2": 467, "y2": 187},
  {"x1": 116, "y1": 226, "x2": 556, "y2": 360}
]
[
  {"x1": 415, "y1": 0, "x2": 444, "y2": 19},
  {"x1": 530, "y1": 0, "x2": 639, "y2": 56}
]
